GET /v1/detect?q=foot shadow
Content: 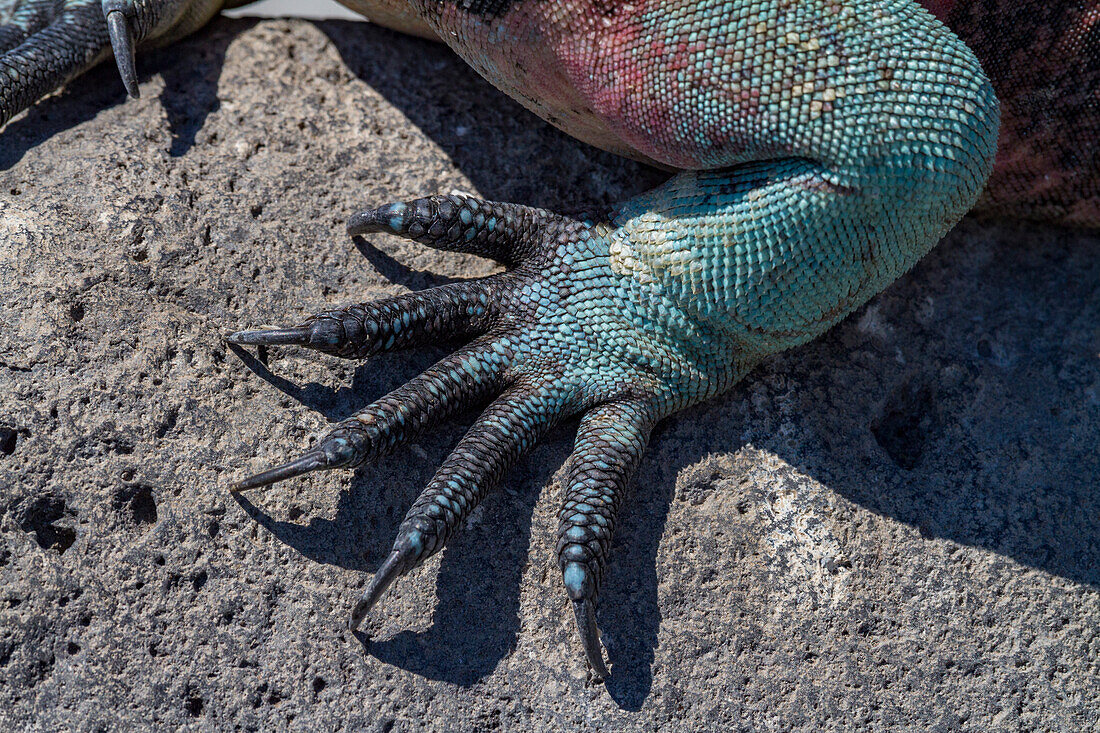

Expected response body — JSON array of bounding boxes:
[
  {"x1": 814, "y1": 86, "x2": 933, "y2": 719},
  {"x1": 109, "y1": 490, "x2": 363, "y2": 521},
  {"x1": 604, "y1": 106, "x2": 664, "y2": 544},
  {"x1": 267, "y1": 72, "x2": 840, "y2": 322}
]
[
  {"x1": 361, "y1": 436, "x2": 570, "y2": 685},
  {"x1": 315, "y1": 20, "x2": 666, "y2": 212},
  {"x1": 235, "y1": 399, "x2": 575, "y2": 686}
]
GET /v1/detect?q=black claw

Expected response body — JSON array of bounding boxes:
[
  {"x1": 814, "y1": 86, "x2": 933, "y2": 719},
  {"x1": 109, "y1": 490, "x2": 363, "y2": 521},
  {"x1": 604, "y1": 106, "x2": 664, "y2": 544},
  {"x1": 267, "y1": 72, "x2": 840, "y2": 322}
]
[
  {"x1": 234, "y1": 430, "x2": 363, "y2": 491},
  {"x1": 346, "y1": 207, "x2": 389, "y2": 236},
  {"x1": 573, "y1": 598, "x2": 610, "y2": 679},
  {"x1": 105, "y1": 10, "x2": 140, "y2": 99},
  {"x1": 349, "y1": 548, "x2": 412, "y2": 630},
  {"x1": 227, "y1": 327, "x2": 314, "y2": 347},
  {"x1": 233, "y1": 450, "x2": 329, "y2": 492}
]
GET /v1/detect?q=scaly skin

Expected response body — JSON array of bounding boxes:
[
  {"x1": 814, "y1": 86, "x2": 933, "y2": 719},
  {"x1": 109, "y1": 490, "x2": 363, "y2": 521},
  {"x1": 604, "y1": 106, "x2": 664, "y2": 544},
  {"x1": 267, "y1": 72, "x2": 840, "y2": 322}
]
[{"x1": 0, "y1": 0, "x2": 1094, "y2": 677}]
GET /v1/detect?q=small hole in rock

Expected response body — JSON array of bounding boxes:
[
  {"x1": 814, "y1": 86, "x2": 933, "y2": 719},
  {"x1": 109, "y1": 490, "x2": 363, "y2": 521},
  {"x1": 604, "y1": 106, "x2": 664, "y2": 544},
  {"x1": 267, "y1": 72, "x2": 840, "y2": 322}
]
[
  {"x1": 67, "y1": 642, "x2": 80, "y2": 655},
  {"x1": 0, "y1": 427, "x2": 18, "y2": 455},
  {"x1": 185, "y1": 696, "x2": 204, "y2": 717},
  {"x1": 871, "y1": 381, "x2": 938, "y2": 470},
  {"x1": 129, "y1": 486, "x2": 157, "y2": 525},
  {"x1": 69, "y1": 303, "x2": 85, "y2": 322},
  {"x1": 312, "y1": 677, "x2": 326, "y2": 693},
  {"x1": 155, "y1": 409, "x2": 178, "y2": 440},
  {"x1": 192, "y1": 570, "x2": 208, "y2": 592},
  {"x1": 20, "y1": 495, "x2": 77, "y2": 554}
]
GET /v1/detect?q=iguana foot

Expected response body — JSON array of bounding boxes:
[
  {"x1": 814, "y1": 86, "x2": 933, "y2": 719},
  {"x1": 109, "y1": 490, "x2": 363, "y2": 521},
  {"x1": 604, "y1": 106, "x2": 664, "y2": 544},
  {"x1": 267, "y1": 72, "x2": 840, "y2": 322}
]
[
  {"x1": 230, "y1": 193, "x2": 694, "y2": 678},
  {"x1": 0, "y1": 0, "x2": 225, "y2": 127}
]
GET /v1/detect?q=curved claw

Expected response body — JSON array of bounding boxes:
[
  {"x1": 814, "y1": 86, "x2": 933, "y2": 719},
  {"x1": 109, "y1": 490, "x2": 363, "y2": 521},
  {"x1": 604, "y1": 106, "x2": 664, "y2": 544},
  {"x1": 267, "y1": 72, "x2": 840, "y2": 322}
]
[
  {"x1": 233, "y1": 431, "x2": 362, "y2": 491},
  {"x1": 105, "y1": 10, "x2": 140, "y2": 99},
  {"x1": 233, "y1": 450, "x2": 329, "y2": 492},
  {"x1": 572, "y1": 598, "x2": 610, "y2": 679},
  {"x1": 227, "y1": 326, "x2": 315, "y2": 347},
  {"x1": 349, "y1": 547, "x2": 413, "y2": 630},
  {"x1": 346, "y1": 205, "x2": 395, "y2": 237}
]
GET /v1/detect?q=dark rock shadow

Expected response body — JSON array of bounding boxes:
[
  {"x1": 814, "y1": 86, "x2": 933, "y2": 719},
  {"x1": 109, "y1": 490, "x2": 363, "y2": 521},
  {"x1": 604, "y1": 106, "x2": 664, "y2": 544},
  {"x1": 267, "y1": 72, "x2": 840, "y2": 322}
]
[
  {"x1": 315, "y1": 20, "x2": 666, "y2": 210},
  {"x1": 351, "y1": 236, "x2": 462, "y2": 290},
  {"x1": 150, "y1": 19, "x2": 257, "y2": 157},
  {"x1": 639, "y1": 226, "x2": 1100, "y2": 591},
  {"x1": 235, "y1": 406, "x2": 574, "y2": 686},
  {"x1": 228, "y1": 336, "x2": 473, "y2": 421},
  {"x1": 360, "y1": 437, "x2": 569, "y2": 685},
  {"x1": 599, "y1": 423, "x2": 675, "y2": 710}
]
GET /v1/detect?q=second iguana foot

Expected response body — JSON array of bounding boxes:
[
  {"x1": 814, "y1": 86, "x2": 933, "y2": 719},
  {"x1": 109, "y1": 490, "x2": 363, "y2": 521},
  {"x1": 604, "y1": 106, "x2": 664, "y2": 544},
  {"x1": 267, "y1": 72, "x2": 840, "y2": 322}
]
[{"x1": 229, "y1": 192, "x2": 696, "y2": 678}]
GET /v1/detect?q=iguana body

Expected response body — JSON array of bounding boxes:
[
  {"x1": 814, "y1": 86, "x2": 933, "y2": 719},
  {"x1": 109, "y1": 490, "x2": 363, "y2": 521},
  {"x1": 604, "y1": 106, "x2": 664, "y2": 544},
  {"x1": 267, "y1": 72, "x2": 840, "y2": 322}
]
[{"x1": 0, "y1": 0, "x2": 1095, "y2": 677}]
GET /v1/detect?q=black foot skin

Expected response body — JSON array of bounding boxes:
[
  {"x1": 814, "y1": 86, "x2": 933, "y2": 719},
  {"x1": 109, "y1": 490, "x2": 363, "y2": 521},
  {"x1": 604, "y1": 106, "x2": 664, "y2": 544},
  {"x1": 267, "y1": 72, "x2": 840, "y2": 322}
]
[{"x1": 231, "y1": 194, "x2": 678, "y2": 678}]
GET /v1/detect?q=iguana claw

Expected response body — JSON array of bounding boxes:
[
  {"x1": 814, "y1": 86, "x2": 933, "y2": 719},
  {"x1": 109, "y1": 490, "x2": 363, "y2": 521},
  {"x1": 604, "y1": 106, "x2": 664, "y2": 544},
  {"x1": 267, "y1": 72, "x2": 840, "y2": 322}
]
[
  {"x1": 573, "y1": 599, "x2": 610, "y2": 679},
  {"x1": 104, "y1": 7, "x2": 139, "y2": 98},
  {"x1": 349, "y1": 547, "x2": 415, "y2": 631}
]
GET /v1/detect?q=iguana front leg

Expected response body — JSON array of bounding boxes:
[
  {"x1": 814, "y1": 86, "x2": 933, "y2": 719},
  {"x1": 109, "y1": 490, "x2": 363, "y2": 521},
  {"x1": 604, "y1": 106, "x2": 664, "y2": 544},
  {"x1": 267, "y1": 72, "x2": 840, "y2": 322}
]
[{"x1": 227, "y1": 0, "x2": 1000, "y2": 676}]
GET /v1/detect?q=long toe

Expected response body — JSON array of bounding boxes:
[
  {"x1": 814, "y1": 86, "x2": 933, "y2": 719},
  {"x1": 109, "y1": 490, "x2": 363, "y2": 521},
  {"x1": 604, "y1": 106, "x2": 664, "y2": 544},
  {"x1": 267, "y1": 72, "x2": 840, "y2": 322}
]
[
  {"x1": 228, "y1": 277, "x2": 505, "y2": 360},
  {"x1": 556, "y1": 400, "x2": 657, "y2": 675}
]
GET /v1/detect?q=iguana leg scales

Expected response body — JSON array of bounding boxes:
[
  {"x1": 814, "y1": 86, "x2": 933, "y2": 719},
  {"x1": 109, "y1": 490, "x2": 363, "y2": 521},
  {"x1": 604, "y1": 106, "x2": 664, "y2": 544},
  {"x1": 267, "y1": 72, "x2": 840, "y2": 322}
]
[{"x1": 1, "y1": 0, "x2": 1013, "y2": 679}]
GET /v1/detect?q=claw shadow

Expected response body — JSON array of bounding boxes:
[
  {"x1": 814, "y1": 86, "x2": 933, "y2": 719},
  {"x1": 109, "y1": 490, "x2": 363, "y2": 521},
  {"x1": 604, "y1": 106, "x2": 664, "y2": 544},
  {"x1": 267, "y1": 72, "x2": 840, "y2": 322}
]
[
  {"x1": 232, "y1": 383, "x2": 576, "y2": 686},
  {"x1": 351, "y1": 235, "x2": 462, "y2": 290},
  {"x1": 152, "y1": 19, "x2": 259, "y2": 157},
  {"x1": 359, "y1": 438, "x2": 570, "y2": 685},
  {"x1": 0, "y1": 19, "x2": 252, "y2": 170},
  {"x1": 227, "y1": 338, "x2": 444, "y2": 421}
]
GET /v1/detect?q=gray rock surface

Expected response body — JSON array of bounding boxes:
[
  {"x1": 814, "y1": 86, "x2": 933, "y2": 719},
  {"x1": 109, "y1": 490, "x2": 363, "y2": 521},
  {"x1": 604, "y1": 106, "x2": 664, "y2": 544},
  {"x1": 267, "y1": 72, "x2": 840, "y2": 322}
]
[{"x1": 1, "y1": 17, "x2": 1098, "y2": 731}]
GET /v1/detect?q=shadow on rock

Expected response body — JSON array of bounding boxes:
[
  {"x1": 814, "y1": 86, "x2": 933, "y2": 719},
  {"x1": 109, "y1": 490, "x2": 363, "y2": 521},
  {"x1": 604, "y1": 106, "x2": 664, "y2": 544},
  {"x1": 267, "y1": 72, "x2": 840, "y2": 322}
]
[
  {"x1": 599, "y1": 440, "x2": 675, "y2": 710},
  {"x1": 26, "y1": 14, "x2": 1088, "y2": 706},
  {"x1": 359, "y1": 449, "x2": 557, "y2": 686},
  {"x1": 351, "y1": 236, "x2": 462, "y2": 290},
  {"x1": 151, "y1": 19, "x2": 257, "y2": 157},
  {"x1": 316, "y1": 20, "x2": 666, "y2": 213}
]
